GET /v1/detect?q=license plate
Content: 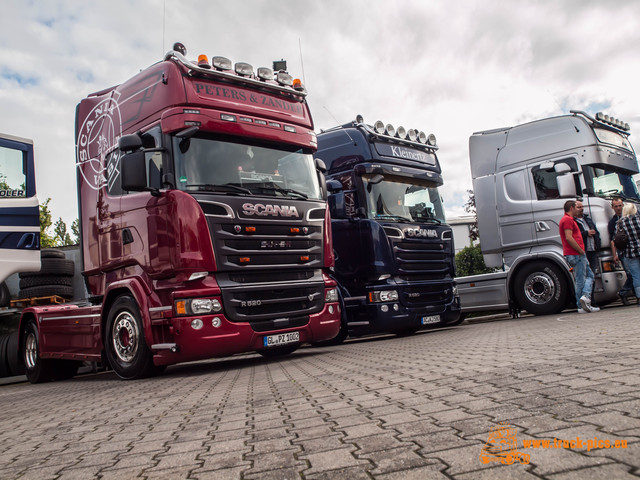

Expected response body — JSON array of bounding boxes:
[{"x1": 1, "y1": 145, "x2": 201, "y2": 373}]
[
  {"x1": 263, "y1": 331, "x2": 300, "y2": 347},
  {"x1": 421, "y1": 315, "x2": 440, "y2": 325}
]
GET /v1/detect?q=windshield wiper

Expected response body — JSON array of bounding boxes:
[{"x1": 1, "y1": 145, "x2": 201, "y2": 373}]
[
  {"x1": 257, "y1": 184, "x2": 308, "y2": 199},
  {"x1": 186, "y1": 183, "x2": 253, "y2": 195}
]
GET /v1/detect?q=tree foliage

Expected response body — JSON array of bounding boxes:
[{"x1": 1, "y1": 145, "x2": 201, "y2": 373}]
[
  {"x1": 455, "y1": 244, "x2": 494, "y2": 277},
  {"x1": 40, "y1": 198, "x2": 79, "y2": 247}
]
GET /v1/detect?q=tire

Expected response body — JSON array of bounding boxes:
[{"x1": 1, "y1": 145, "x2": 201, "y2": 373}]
[
  {"x1": 7, "y1": 331, "x2": 24, "y2": 376},
  {"x1": 0, "y1": 282, "x2": 10, "y2": 308},
  {"x1": 0, "y1": 335, "x2": 11, "y2": 377},
  {"x1": 19, "y1": 275, "x2": 74, "y2": 290},
  {"x1": 513, "y1": 262, "x2": 569, "y2": 316},
  {"x1": 40, "y1": 249, "x2": 66, "y2": 259},
  {"x1": 23, "y1": 318, "x2": 55, "y2": 383},
  {"x1": 105, "y1": 296, "x2": 156, "y2": 380},
  {"x1": 20, "y1": 285, "x2": 73, "y2": 299},
  {"x1": 19, "y1": 258, "x2": 74, "y2": 278},
  {"x1": 257, "y1": 344, "x2": 299, "y2": 358}
]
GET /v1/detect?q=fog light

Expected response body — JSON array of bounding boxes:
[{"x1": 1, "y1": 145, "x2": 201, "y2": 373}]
[
  {"x1": 191, "y1": 318, "x2": 204, "y2": 330},
  {"x1": 328, "y1": 305, "x2": 334, "y2": 314},
  {"x1": 381, "y1": 305, "x2": 389, "y2": 312},
  {"x1": 211, "y1": 317, "x2": 221, "y2": 328},
  {"x1": 393, "y1": 304, "x2": 399, "y2": 311}
]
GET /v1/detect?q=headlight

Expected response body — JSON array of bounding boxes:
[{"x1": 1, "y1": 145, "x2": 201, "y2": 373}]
[
  {"x1": 175, "y1": 298, "x2": 223, "y2": 316},
  {"x1": 368, "y1": 290, "x2": 399, "y2": 303},
  {"x1": 325, "y1": 288, "x2": 339, "y2": 303}
]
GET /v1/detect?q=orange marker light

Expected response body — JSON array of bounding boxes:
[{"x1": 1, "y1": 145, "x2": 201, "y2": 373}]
[
  {"x1": 290, "y1": 227, "x2": 300, "y2": 234},
  {"x1": 198, "y1": 55, "x2": 210, "y2": 68},
  {"x1": 245, "y1": 226, "x2": 256, "y2": 233},
  {"x1": 300, "y1": 256, "x2": 309, "y2": 262},
  {"x1": 176, "y1": 300, "x2": 187, "y2": 315},
  {"x1": 239, "y1": 257, "x2": 251, "y2": 263},
  {"x1": 293, "y1": 78, "x2": 302, "y2": 88}
]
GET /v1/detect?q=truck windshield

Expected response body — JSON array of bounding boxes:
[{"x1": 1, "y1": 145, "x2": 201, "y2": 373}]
[
  {"x1": 173, "y1": 136, "x2": 321, "y2": 200},
  {"x1": 362, "y1": 175, "x2": 445, "y2": 223},
  {"x1": 583, "y1": 165, "x2": 640, "y2": 201}
]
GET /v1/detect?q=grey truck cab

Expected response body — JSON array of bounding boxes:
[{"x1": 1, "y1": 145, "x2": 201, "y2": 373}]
[
  {"x1": 458, "y1": 110, "x2": 635, "y2": 316},
  {"x1": 316, "y1": 116, "x2": 461, "y2": 341}
]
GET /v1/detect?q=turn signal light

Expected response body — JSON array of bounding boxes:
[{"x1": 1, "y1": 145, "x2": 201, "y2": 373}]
[
  {"x1": 245, "y1": 226, "x2": 256, "y2": 233},
  {"x1": 300, "y1": 256, "x2": 310, "y2": 262},
  {"x1": 290, "y1": 227, "x2": 300, "y2": 234},
  {"x1": 239, "y1": 257, "x2": 251, "y2": 263}
]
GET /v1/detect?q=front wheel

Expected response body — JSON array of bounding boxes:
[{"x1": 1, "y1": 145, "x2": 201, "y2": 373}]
[
  {"x1": 513, "y1": 262, "x2": 569, "y2": 315},
  {"x1": 105, "y1": 296, "x2": 156, "y2": 379}
]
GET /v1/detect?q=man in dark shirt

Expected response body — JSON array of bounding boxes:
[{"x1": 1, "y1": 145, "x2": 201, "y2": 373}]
[
  {"x1": 608, "y1": 197, "x2": 634, "y2": 305},
  {"x1": 575, "y1": 201, "x2": 601, "y2": 307}
]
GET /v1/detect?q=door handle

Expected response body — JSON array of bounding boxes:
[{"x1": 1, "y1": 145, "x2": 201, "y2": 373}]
[{"x1": 535, "y1": 221, "x2": 551, "y2": 232}]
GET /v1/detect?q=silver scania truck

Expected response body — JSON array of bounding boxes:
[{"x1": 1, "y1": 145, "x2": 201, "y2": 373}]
[{"x1": 457, "y1": 110, "x2": 636, "y2": 316}]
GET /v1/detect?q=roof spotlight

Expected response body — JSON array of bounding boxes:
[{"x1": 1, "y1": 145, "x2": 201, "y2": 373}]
[
  {"x1": 624, "y1": 122, "x2": 630, "y2": 130},
  {"x1": 374, "y1": 120, "x2": 385, "y2": 134},
  {"x1": 596, "y1": 112, "x2": 605, "y2": 121},
  {"x1": 276, "y1": 71, "x2": 293, "y2": 86},
  {"x1": 427, "y1": 133, "x2": 437, "y2": 146},
  {"x1": 407, "y1": 129, "x2": 417, "y2": 142},
  {"x1": 417, "y1": 131, "x2": 427, "y2": 144},
  {"x1": 385, "y1": 124, "x2": 395, "y2": 137},
  {"x1": 235, "y1": 62, "x2": 254, "y2": 76},
  {"x1": 355, "y1": 114, "x2": 364, "y2": 124},
  {"x1": 257, "y1": 67, "x2": 274, "y2": 81},
  {"x1": 212, "y1": 56, "x2": 232, "y2": 70},
  {"x1": 396, "y1": 126, "x2": 407, "y2": 139}
]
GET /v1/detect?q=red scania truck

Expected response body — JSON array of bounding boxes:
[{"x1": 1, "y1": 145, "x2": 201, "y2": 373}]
[{"x1": 19, "y1": 43, "x2": 341, "y2": 382}]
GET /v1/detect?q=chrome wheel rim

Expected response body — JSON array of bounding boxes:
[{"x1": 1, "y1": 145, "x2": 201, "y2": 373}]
[
  {"x1": 112, "y1": 311, "x2": 139, "y2": 363},
  {"x1": 25, "y1": 331, "x2": 38, "y2": 369},
  {"x1": 523, "y1": 272, "x2": 555, "y2": 305}
]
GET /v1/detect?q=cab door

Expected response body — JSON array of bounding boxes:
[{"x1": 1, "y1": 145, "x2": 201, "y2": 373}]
[{"x1": 0, "y1": 133, "x2": 40, "y2": 283}]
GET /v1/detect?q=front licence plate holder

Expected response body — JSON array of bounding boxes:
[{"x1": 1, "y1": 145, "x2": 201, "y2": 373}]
[
  {"x1": 421, "y1": 315, "x2": 440, "y2": 325},
  {"x1": 263, "y1": 331, "x2": 300, "y2": 348}
]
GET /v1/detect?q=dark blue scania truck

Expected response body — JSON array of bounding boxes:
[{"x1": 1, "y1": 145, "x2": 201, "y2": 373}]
[{"x1": 316, "y1": 116, "x2": 461, "y2": 342}]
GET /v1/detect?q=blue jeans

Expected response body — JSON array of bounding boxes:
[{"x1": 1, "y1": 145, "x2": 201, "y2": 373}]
[
  {"x1": 565, "y1": 254, "x2": 594, "y2": 307},
  {"x1": 622, "y1": 256, "x2": 640, "y2": 298}
]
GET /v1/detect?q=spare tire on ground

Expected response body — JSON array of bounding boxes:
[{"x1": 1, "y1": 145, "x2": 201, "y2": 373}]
[{"x1": 19, "y1": 258, "x2": 74, "y2": 278}]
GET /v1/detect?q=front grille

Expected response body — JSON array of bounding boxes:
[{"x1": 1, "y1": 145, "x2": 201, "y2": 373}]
[
  {"x1": 217, "y1": 270, "x2": 325, "y2": 324},
  {"x1": 394, "y1": 240, "x2": 452, "y2": 278},
  {"x1": 402, "y1": 284, "x2": 454, "y2": 307},
  {"x1": 250, "y1": 315, "x2": 309, "y2": 333}
]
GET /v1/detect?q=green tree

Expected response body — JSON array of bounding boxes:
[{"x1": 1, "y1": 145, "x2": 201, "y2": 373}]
[
  {"x1": 54, "y1": 218, "x2": 74, "y2": 246},
  {"x1": 40, "y1": 198, "x2": 56, "y2": 248},
  {"x1": 455, "y1": 244, "x2": 494, "y2": 277},
  {"x1": 71, "y1": 219, "x2": 80, "y2": 244}
]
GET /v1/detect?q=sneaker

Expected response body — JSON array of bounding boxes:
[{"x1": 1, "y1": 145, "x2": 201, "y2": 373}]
[
  {"x1": 590, "y1": 306, "x2": 600, "y2": 312},
  {"x1": 579, "y1": 295, "x2": 594, "y2": 312},
  {"x1": 577, "y1": 308, "x2": 588, "y2": 314},
  {"x1": 619, "y1": 293, "x2": 630, "y2": 306}
]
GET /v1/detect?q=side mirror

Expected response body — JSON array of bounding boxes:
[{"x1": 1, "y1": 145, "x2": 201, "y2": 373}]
[
  {"x1": 121, "y1": 151, "x2": 148, "y2": 191},
  {"x1": 315, "y1": 158, "x2": 327, "y2": 174},
  {"x1": 118, "y1": 134, "x2": 143, "y2": 153},
  {"x1": 328, "y1": 192, "x2": 348, "y2": 219},
  {"x1": 326, "y1": 179, "x2": 343, "y2": 193},
  {"x1": 557, "y1": 174, "x2": 577, "y2": 197}
]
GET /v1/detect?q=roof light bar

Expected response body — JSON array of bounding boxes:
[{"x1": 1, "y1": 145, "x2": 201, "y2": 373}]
[{"x1": 595, "y1": 111, "x2": 630, "y2": 131}]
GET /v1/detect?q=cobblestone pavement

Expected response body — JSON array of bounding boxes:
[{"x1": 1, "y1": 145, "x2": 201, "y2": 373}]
[{"x1": 0, "y1": 305, "x2": 639, "y2": 480}]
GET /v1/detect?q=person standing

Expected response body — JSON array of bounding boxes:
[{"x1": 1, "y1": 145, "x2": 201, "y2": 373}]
[
  {"x1": 608, "y1": 197, "x2": 634, "y2": 305},
  {"x1": 574, "y1": 200, "x2": 601, "y2": 307},
  {"x1": 615, "y1": 203, "x2": 640, "y2": 304},
  {"x1": 560, "y1": 200, "x2": 597, "y2": 313}
]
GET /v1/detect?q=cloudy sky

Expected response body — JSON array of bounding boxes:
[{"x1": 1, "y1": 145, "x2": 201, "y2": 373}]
[{"x1": 1, "y1": 0, "x2": 640, "y2": 228}]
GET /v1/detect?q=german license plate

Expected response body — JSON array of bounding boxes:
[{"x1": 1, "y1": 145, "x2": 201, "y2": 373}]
[
  {"x1": 421, "y1": 315, "x2": 440, "y2": 325},
  {"x1": 263, "y1": 331, "x2": 300, "y2": 347}
]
